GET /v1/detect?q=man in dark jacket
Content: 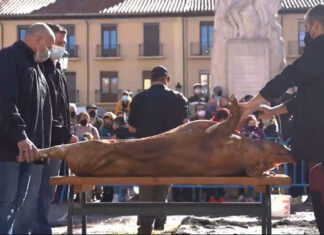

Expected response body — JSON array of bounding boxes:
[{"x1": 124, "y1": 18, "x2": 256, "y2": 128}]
[
  {"x1": 87, "y1": 104, "x2": 103, "y2": 132},
  {"x1": 128, "y1": 65, "x2": 189, "y2": 234},
  {"x1": 0, "y1": 23, "x2": 54, "y2": 234},
  {"x1": 12, "y1": 23, "x2": 78, "y2": 234},
  {"x1": 240, "y1": 4, "x2": 324, "y2": 233}
]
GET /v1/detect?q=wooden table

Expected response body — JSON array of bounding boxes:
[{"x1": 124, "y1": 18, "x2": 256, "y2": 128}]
[{"x1": 50, "y1": 175, "x2": 291, "y2": 235}]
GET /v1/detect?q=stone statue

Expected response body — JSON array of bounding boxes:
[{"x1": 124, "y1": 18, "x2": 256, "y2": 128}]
[{"x1": 211, "y1": 0, "x2": 285, "y2": 95}]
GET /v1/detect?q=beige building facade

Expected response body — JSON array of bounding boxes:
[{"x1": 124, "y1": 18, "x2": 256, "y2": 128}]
[{"x1": 0, "y1": 11, "x2": 309, "y2": 109}]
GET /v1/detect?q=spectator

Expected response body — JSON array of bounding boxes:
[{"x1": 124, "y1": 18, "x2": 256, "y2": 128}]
[
  {"x1": 241, "y1": 115, "x2": 266, "y2": 140},
  {"x1": 128, "y1": 65, "x2": 188, "y2": 234},
  {"x1": 115, "y1": 91, "x2": 132, "y2": 115},
  {"x1": 188, "y1": 83, "x2": 209, "y2": 119},
  {"x1": 116, "y1": 111, "x2": 128, "y2": 122},
  {"x1": 86, "y1": 104, "x2": 103, "y2": 132},
  {"x1": 0, "y1": 23, "x2": 54, "y2": 234},
  {"x1": 219, "y1": 96, "x2": 230, "y2": 108},
  {"x1": 208, "y1": 86, "x2": 223, "y2": 114},
  {"x1": 212, "y1": 108, "x2": 230, "y2": 122},
  {"x1": 112, "y1": 117, "x2": 132, "y2": 139},
  {"x1": 70, "y1": 103, "x2": 78, "y2": 131},
  {"x1": 74, "y1": 112, "x2": 100, "y2": 140},
  {"x1": 191, "y1": 103, "x2": 211, "y2": 121},
  {"x1": 100, "y1": 112, "x2": 116, "y2": 139}
]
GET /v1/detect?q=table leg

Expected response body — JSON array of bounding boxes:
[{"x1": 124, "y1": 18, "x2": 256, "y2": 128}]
[
  {"x1": 262, "y1": 189, "x2": 267, "y2": 234},
  {"x1": 81, "y1": 192, "x2": 87, "y2": 235},
  {"x1": 68, "y1": 201, "x2": 73, "y2": 235},
  {"x1": 265, "y1": 185, "x2": 272, "y2": 234}
]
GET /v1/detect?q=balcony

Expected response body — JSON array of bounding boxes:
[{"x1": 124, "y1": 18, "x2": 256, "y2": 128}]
[
  {"x1": 96, "y1": 44, "x2": 121, "y2": 58},
  {"x1": 288, "y1": 40, "x2": 304, "y2": 57},
  {"x1": 190, "y1": 42, "x2": 212, "y2": 57},
  {"x1": 139, "y1": 43, "x2": 164, "y2": 58},
  {"x1": 95, "y1": 90, "x2": 119, "y2": 103},
  {"x1": 66, "y1": 45, "x2": 78, "y2": 58}
]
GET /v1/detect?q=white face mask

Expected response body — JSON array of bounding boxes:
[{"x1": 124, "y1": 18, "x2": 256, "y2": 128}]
[
  {"x1": 50, "y1": 45, "x2": 66, "y2": 61},
  {"x1": 195, "y1": 88, "x2": 202, "y2": 94},
  {"x1": 35, "y1": 48, "x2": 51, "y2": 63},
  {"x1": 197, "y1": 110, "x2": 206, "y2": 117},
  {"x1": 122, "y1": 95, "x2": 128, "y2": 102}
]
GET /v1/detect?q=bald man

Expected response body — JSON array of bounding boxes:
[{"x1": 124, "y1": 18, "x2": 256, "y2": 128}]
[{"x1": 0, "y1": 22, "x2": 54, "y2": 234}]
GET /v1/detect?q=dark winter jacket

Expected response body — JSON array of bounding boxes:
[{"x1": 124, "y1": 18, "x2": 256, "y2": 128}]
[
  {"x1": 41, "y1": 59, "x2": 71, "y2": 146},
  {"x1": 0, "y1": 40, "x2": 52, "y2": 161},
  {"x1": 260, "y1": 34, "x2": 324, "y2": 163}
]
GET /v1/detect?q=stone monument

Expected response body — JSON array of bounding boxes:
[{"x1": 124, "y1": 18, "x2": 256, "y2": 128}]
[{"x1": 211, "y1": 0, "x2": 285, "y2": 99}]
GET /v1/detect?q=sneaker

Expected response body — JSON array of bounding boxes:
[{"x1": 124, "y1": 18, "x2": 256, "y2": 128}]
[
  {"x1": 217, "y1": 197, "x2": 226, "y2": 203},
  {"x1": 237, "y1": 195, "x2": 245, "y2": 202}
]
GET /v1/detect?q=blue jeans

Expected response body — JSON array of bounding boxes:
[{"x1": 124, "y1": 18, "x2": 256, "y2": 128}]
[
  {"x1": 0, "y1": 162, "x2": 31, "y2": 234},
  {"x1": 12, "y1": 160, "x2": 61, "y2": 234}
]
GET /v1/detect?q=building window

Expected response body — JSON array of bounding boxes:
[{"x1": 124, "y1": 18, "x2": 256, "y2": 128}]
[
  {"x1": 100, "y1": 71, "x2": 118, "y2": 102},
  {"x1": 65, "y1": 72, "x2": 78, "y2": 103},
  {"x1": 298, "y1": 20, "x2": 306, "y2": 55},
  {"x1": 142, "y1": 71, "x2": 151, "y2": 90},
  {"x1": 101, "y1": 24, "x2": 118, "y2": 57},
  {"x1": 17, "y1": 25, "x2": 29, "y2": 41},
  {"x1": 62, "y1": 25, "x2": 77, "y2": 58},
  {"x1": 141, "y1": 23, "x2": 161, "y2": 56},
  {"x1": 200, "y1": 22, "x2": 214, "y2": 55},
  {"x1": 199, "y1": 72, "x2": 210, "y2": 96}
]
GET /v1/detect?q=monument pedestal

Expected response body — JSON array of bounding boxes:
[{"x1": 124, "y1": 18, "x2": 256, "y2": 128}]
[{"x1": 227, "y1": 40, "x2": 270, "y2": 99}]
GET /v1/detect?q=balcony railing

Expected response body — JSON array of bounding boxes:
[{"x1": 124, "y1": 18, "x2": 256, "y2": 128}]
[
  {"x1": 139, "y1": 43, "x2": 163, "y2": 57},
  {"x1": 66, "y1": 45, "x2": 78, "y2": 58},
  {"x1": 97, "y1": 44, "x2": 121, "y2": 57},
  {"x1": 288, "y1": 40, "x2": 304, "y2": 56},
  {"x1": 69, "y1": 89, "x2": 79, "y2": 103},
  {"x1": 191, "y1": 42, "x2": 212, "y2": 56},
  {"x1": 95, "y1": 90, "x2": 119, "y2": 103}
]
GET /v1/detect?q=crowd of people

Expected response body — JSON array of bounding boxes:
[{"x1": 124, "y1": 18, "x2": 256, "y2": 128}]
[{"x1": 0, "y1": 3, "x2": 323, "y2": 234}]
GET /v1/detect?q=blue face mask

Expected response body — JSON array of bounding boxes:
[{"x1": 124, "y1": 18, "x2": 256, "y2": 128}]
[{"x1": 122, "y1": 96, "x2": 128, "y2": 102}]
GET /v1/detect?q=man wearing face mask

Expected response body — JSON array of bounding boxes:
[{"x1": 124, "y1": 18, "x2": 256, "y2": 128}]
[
  {"x1": 115, "y1": 90, "x2": 132, "y2": 115},
  {"x1": 86, "y1": 104, "x2": 103, "y2": 133},
  {"x1": 208, "y1": 86, "x2": 223, "y2": 113},
  {"x1": 70, "y1": 103, "x2": 78, "y2": 131},
  {"x1": 239, "y1": 5, "x2": 324, "y2": 233},
  {"x1": 12, "y1": 23, "x2": 79, "y2": 234},
  {"x1": 0, "y1": 23, "x2": 54, "y2": 234},
  {"x1": 188, "y1": 83, "x2": 209, "y2": 119}
]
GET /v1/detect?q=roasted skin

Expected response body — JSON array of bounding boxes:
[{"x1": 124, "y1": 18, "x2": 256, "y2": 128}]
[{"x1": 38, "y1": 97, "x2": 295, "y2": 177}]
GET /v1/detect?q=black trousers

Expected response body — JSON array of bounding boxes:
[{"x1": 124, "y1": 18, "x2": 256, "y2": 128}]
[
  {"x1": 137, "y1": 185, "x2": 169, "y2": 234},
  {"x1": 309, "y1": 162, "x2": 324, "y2": 234}
]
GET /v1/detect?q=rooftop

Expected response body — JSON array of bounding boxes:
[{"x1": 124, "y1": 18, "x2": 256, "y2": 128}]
[{"x1": 0, "y1": 0, "x2": 322, "y2": 18}]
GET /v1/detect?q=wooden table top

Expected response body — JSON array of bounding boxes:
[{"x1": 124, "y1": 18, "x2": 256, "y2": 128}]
[{"x1": 50, "y1": 174, "x2": 291, "y2": 186}]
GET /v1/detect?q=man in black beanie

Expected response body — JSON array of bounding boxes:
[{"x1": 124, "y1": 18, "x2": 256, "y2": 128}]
[{"x1": 128, "y1": 65, "x2": 189, "y2": 234}]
